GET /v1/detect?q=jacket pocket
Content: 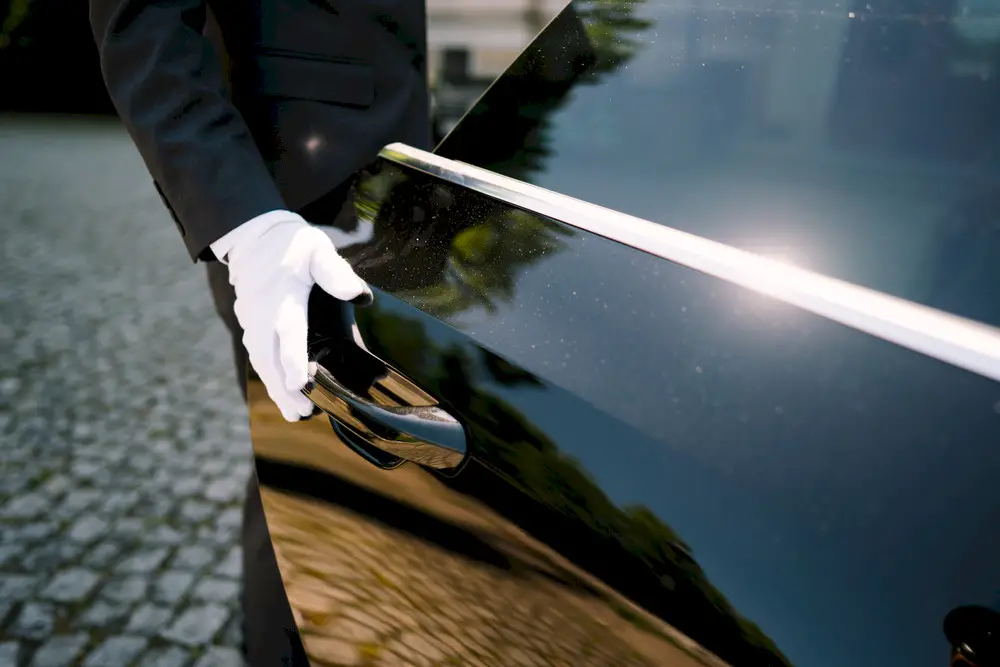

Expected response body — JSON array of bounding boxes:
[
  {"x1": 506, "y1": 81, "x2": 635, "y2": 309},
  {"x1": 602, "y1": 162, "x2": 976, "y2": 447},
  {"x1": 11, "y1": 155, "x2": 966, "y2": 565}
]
[{"x1": 254, "y1": 51, "x2": 375, "y2": 109}]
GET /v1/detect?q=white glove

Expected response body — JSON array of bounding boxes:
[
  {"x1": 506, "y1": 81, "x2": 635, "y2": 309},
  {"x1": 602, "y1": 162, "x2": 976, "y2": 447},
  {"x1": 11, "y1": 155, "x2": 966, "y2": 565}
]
[{"x1": 220, "y1": 212, "x2": 372, "y2": 422}]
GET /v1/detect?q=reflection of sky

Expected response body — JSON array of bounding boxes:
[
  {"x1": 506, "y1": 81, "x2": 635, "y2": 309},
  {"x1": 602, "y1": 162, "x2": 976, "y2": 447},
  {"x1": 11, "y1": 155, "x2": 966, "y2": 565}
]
[
  {"x1": 440, "y1": 230, "x2": 1000, "y2": 667},
  {"x1": 537, "y1": 69, "x2": 997, "y2": 307},
  {"x1": 519, "y1": 1, "x2": 1000, "y2": 323},
  {"x1": 535, "y1": 138, "x2": 955, "y2": 296}
]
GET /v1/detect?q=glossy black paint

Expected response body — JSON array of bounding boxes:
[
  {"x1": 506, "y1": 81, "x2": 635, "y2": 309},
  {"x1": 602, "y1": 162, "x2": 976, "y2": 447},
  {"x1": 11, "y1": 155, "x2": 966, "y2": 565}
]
[
  {"x1": 334, "y1": 160, "x2": 1000, "y2": 667},
  {"x1": 437, "y1": 0, "x2": 1000, "y2": 328},
  {"x1": 250, "y1": 2, "x2": 1000, "y2": 666}
]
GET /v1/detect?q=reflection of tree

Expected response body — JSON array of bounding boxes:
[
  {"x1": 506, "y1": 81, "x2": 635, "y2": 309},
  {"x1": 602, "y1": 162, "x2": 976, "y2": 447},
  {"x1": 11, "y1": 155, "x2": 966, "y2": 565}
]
[
  {"x1": 346, "y1": 1, "x2": 658, "y2": 321},
  {"x1": 576, "y1": 0, "x2": 655, "y2": 75},
  {"x1": 401, "y1": 206, "x2": 573, "y2": 319},
  {"x1": 1, "y1": 0, "x2": 31, "y2": 49},
  {"x1": 356, "y1": 308, "x2": 794, "y2": 667},
  {"x1": 0, "y1": 0, "x2": 115, "y2": 113},
  {"x1": 435, "y1": 0, "x2": 655, "y2": 183},
  {"x1": 349, "y1": 168, "x2": 573, "y2": 321}
]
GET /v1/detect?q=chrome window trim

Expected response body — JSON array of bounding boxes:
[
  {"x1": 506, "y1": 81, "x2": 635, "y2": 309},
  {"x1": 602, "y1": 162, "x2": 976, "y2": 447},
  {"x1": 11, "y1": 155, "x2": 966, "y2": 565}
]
[{"x1": 379, "y1": 142, "x2": 1000, "y2": 385}]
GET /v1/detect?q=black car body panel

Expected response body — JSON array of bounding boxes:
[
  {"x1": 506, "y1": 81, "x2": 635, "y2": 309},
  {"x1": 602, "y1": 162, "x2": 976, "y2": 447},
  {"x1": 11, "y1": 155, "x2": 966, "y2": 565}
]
[{"x1": 249, "y1": 1, "x2": 1000, "y2": 666}]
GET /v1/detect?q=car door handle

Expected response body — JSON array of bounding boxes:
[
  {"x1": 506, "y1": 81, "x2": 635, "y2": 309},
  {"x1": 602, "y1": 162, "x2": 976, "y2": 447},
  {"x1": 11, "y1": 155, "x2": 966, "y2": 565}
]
[{"x1": 302, "y1": 360, "x2": 467, "y2": 470}]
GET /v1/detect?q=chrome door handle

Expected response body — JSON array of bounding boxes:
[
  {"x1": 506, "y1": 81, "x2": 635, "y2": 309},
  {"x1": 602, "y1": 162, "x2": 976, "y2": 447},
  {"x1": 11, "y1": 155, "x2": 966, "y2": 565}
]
[{"x1": 302, "y1": 361, "x2": 467, "y2": 470}]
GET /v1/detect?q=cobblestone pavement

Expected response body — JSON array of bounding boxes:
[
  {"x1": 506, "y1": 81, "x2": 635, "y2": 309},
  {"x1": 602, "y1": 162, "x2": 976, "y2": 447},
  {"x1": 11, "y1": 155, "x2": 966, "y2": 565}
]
[{"x1": 0, "y1": 115, "x2": 251, "y2": 666}]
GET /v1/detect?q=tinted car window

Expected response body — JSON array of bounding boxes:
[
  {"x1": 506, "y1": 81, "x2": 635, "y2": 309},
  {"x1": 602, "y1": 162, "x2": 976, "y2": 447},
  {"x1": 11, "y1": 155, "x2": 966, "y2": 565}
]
[{"x1": 437, "y1": 0, "x2": 1000, "y2": 327}]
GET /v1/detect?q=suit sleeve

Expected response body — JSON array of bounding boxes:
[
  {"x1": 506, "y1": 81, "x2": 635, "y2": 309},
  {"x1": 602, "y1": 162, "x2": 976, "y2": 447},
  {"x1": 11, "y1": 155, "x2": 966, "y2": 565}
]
[{"x1": 89, "y1": 0, "x2": 287, "y2": 262}]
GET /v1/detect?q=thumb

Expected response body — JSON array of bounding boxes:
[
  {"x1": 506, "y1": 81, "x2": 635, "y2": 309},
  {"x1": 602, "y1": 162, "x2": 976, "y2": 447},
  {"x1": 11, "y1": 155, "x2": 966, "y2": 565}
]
[{"x1": 310, "y1": 238, "x2": 371, "y2": 303}]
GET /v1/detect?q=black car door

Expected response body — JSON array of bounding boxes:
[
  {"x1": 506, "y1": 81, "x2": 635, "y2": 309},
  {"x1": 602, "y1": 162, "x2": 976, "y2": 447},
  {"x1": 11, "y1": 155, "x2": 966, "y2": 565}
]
[{"x1": 249, "y1": 2, "x2": 1000, "y2": 666}]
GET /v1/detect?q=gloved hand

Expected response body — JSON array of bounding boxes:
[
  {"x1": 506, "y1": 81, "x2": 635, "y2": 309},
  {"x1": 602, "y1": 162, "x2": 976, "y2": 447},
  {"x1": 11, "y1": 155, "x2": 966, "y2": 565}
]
[{"x1": 223, "y1": 212, "x2": 372, "y2": 421}]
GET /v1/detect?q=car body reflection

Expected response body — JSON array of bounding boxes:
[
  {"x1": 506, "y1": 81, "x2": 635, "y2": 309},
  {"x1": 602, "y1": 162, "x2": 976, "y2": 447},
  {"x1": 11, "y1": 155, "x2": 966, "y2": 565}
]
[
  {"x1": 250, "y1": 1, "x2": 1000, "y2": 666},
  {"x1": 250, "y1": 373, "x2": 728, "y2": 667}
]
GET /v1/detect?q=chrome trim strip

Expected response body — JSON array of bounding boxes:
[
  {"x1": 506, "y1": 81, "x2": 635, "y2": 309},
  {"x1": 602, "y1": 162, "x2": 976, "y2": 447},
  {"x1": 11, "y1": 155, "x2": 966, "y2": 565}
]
[{"x1": 380, "y1": 142, "x2": 1000, "y2": 384}]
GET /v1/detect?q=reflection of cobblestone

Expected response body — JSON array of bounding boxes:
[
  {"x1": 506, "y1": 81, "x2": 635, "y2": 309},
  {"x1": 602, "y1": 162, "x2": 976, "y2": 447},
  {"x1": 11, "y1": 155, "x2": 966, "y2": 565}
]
[
  {"x1": 258, "y1": 447, "x2": 713, "y2": 667},
  {"x1": 248, "y1": 327, "x2": 716, "y2": 666},
  {"x1": 265, "y1": 490, "x2": 657, "y2": 667},
  {"x1": 0, "y1": 118, "x2": 249, "y2": 665}
]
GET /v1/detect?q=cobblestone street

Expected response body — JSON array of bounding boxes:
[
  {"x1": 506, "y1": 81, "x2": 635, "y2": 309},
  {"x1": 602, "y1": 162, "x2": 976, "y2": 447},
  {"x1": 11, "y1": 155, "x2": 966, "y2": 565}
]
[{"x1": 0, "y1": 115, "x2": 251, "y2": 666}]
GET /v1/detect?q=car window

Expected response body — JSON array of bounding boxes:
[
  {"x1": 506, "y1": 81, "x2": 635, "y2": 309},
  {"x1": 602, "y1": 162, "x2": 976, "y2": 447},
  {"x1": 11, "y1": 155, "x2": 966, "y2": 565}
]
[{"x1": 436, "y1": 0, "x2": 1000, "y2": 328}]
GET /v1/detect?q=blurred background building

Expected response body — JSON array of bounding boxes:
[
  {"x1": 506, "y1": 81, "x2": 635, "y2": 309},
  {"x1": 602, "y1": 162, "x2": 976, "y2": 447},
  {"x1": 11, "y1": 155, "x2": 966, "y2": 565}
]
[{"x1": 426, "y1": 0, "x2": 565, "y2": 138}]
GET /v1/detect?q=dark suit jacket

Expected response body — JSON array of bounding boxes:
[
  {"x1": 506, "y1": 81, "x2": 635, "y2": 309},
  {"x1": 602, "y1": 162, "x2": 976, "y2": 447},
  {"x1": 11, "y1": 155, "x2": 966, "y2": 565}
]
[{"x1": 89, "y1": 0, "x2": 432, "y2": 262}]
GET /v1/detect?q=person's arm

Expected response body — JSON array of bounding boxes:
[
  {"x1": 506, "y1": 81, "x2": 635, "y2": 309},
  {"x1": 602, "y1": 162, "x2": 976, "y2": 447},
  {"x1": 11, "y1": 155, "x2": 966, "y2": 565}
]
[
  {"x1": 90, "y1": 0, "x2": 371, "y2": 422},
  {"x1": 89, "y1": 0, "x2": 287, "y2": 261}
]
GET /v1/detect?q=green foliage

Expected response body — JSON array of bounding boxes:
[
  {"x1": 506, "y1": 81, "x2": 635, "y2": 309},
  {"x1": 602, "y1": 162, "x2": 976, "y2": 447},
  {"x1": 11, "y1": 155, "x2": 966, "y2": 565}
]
[
  {"x1": 576, "y1": 0, "x2": 655, "y2": 74},
  {"x1": 355, "y1": 168, "x2": 408, "y2": 225},
  {"x1": 1, "y1": 0, "x2": 32, "y2": 49},
  {"x1": 397, "y1": 206, "x2": 573, "y2": 320}
]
